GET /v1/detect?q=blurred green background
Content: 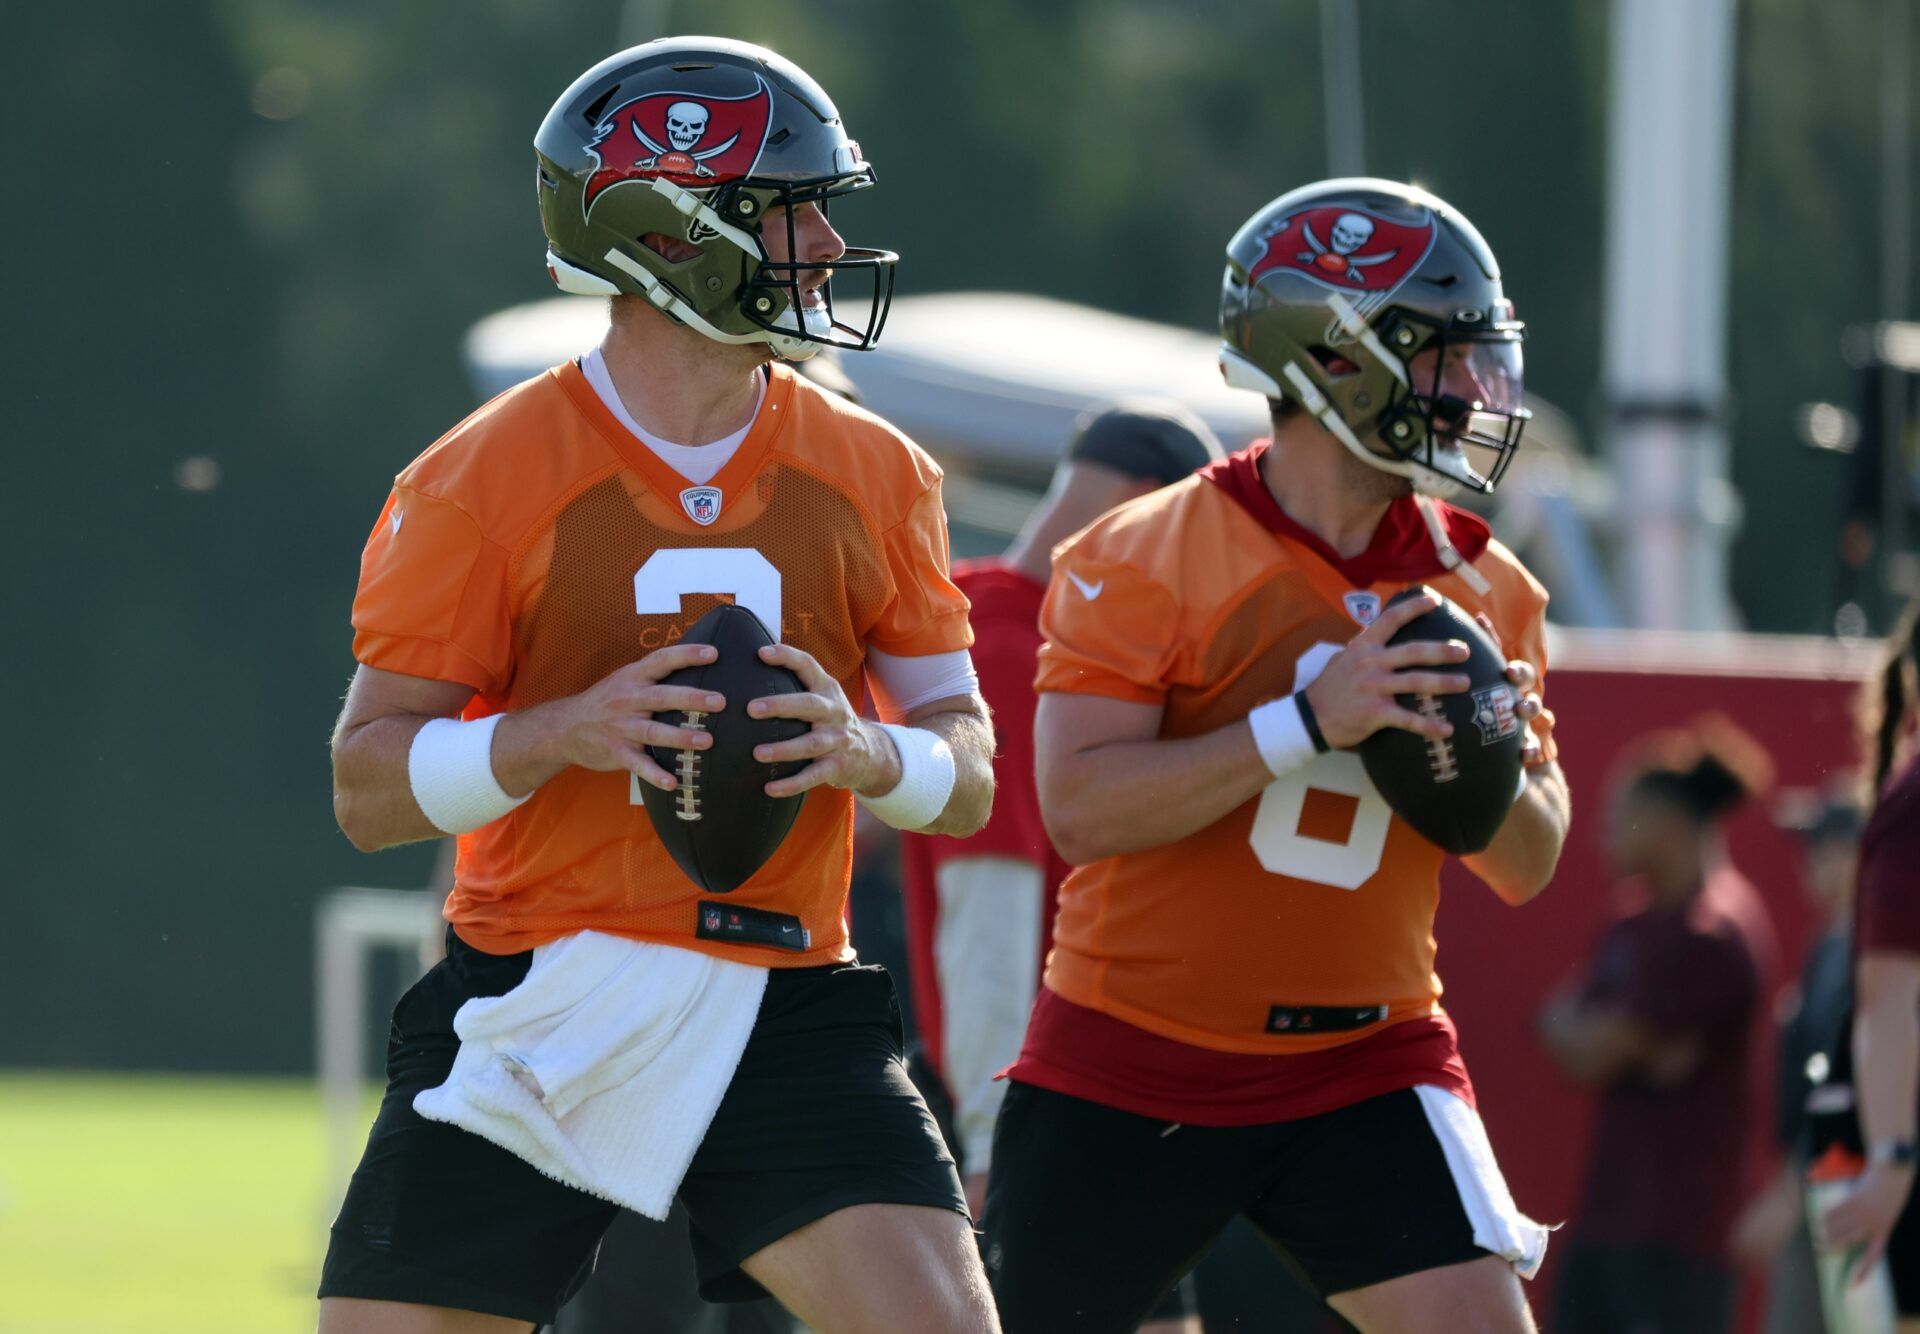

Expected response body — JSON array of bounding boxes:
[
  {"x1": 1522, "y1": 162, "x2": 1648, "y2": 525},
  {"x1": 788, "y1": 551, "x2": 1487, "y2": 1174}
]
[
  {"x1": 0, "y1": 1073, "x2": 333, "y2": 1332},
  {"x1": 1, "y1": 0, "x2": 1900, "y2": 1074}
]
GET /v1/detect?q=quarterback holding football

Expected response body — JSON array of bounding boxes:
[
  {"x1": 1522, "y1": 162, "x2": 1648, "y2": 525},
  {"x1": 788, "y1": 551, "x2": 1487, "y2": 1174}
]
[
  {"x1": 321, "y1": 37, "x2": 999, "y2": 1334},
  {"x1": 983, "y1": 179, "x2": 1571, "y2": 1334}
]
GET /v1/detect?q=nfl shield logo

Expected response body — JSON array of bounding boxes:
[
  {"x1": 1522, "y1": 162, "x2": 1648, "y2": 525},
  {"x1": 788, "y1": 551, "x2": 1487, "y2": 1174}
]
[
  {"x1": 680, "y1": 486, "x2": 723, "y2": 526},
  {"x1": 1472, "y1": 684, "x2": 1519, "y2": 742},
  {"x1": 1343, "y1": 591, "x2": 1381, "y2": 626},
  {"x1": 702, "y1": 909, "x2": 722, "y2": 932}
]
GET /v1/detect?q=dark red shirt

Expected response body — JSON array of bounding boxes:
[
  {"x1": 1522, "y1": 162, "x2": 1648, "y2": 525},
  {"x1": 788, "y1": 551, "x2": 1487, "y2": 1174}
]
[
  {"x1": 1571, "y1": 866, "x2": 1777, "y2": 1257},
  {"x1": 1856, "y1": 756, "x2": 1920, "y2": 958},
  {"x1": 899, "y1": 559, "x2": 1070, "y2": 1078},
  {"x1": 1010, "y1": 987, "x2": 1474, "y2": 1126}
]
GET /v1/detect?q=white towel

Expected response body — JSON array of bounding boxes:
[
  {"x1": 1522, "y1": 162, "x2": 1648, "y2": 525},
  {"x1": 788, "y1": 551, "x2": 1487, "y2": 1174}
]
[
  {"x1": 413, "y1": 931, "x2": 768, "y2": 1220},
  {"x1": 1414, "y1": 1083, "x2": 1554, "y2": 1279}
]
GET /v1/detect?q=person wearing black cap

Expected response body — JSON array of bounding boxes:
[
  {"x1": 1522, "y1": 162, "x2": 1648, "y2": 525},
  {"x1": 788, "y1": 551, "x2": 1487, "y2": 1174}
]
[
  {"x1": 899, "y1": 400, "x2": 1224, "y2": 1209},
  {"x1": 897, "y1": 401, "x2": 1240, "y2": 1334}
]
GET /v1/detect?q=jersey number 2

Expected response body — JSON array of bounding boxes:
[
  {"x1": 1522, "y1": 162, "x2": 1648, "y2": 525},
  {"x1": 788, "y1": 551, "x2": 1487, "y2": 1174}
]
[
  {"x1": 627, "y1": 549, "x2": 783, "y2": 805},
  {"x1": 1246, "y1": 642, "x2": 1392, "y2": 890}
]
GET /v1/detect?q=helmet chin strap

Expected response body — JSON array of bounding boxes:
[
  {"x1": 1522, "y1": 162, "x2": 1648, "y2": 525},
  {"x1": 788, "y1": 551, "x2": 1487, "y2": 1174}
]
[
  {"x1": 648, "y1": 178, "x2": 764, "y2": 255},
  {"x1": 1324, "y1": 293, "x2": 1409, "y2": 388},
  {"x1": 599, "y1": 248, "x2": 819, "y2": 359},
  {"x1": 1414, "y1": 494, "x2": 1492, "y2": 596},
  {"x1": 645, "y1": 178, "x2": 832, "y2": 358},
  {"x1": 1269, "y1": 357, "x2": 1487, "y2": 501},
  {"x1": 1276, "y1": 359, "x2": 1491, "y2": 593},
  {"x1": 1220, "y1": 342, "x2": 1492, "y2": 594},
  {"x1": 1279, "y1": 359, "x2": 1415, "y2": 479},
  {"x1": 557, "y1": 176, "x2": 831, "y2": 359}
]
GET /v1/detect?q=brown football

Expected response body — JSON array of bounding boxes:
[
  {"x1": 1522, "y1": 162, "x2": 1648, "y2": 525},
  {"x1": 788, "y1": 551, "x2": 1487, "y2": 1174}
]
[
  {"x1": 640, "y1": 604, "x2": 810, "y2": 893},
  {"x1": 1355, "y1": 587, "x2": 1526, "y2": 854}
]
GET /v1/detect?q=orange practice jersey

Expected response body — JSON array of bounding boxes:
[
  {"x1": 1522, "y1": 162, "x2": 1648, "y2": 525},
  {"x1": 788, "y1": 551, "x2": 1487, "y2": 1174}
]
[
  {"x1": 1035, "y1": 454, "x2": 1553, "y2": 1055},
  {"x1": 351, "y1": 360, "x2": 972, "y2": 963}
]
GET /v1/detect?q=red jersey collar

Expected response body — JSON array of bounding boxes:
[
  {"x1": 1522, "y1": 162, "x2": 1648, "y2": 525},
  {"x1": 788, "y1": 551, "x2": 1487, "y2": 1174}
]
[{"x1": 1199, "y1": 440, "x2": 1490, "y2": 586}]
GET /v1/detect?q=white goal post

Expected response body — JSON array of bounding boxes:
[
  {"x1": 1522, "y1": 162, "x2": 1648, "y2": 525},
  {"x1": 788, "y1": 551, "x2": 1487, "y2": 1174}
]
[{"x1": 315, "y1": 885, "x2": 443, "y2": 1217}]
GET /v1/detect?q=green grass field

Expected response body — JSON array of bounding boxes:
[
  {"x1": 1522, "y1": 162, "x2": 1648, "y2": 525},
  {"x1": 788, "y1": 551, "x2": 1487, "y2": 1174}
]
[{"x1": 0, "y1": 1072, "x2": 371, "y2": 1334}]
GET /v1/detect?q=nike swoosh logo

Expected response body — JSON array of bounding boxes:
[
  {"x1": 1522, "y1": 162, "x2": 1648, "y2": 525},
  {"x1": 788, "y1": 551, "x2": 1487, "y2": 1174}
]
[
  {"x1": 389, "y1": 509, "x2": 403, "y2": 535},
  {"x1": 1067, "y1": 572, "x2": 1104, "y2": 600}
]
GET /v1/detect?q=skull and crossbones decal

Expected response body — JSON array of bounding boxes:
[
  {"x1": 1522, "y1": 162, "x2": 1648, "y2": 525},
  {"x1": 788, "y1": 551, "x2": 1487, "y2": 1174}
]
[
  {"x1": 632, "y1": 100, "x2": 740, "y2": 179},
  {"x1": 1298, "y1": 211, "x2": 1399, "y2": 284}
]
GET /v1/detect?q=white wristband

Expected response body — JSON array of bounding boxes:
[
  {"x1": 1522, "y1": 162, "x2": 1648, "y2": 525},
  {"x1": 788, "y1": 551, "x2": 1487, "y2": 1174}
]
[
  {"x1": 857, "y1": 722, "x2": 957, "y2": 830},
  {"x1": 408, "y1": 714, "x2": 531, "y2": 835},
  {"x1": 1248, "y1": 695, "x2": 1318, "y2": 780}
]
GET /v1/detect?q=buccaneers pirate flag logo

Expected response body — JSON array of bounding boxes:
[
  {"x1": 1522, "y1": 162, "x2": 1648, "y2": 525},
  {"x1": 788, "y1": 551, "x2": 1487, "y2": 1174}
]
[
  {"x1": 584, "y1": 75, "x2": 774, "y2": 207},
  {"x1": 1249, "y1": 206, "x2": 1437, "y2": 297}
]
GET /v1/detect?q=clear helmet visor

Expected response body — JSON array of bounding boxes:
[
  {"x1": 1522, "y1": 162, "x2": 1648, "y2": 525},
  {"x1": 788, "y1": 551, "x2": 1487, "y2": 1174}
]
[{"x1": 1397, "y1": 334, "x2": 1528, "y2": 493}]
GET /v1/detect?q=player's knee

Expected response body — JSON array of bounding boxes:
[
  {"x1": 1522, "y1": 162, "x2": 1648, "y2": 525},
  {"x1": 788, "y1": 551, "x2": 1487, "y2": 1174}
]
[{"x1": 1331, "y1": 1255, "x2": 1533, "y2": 1334}]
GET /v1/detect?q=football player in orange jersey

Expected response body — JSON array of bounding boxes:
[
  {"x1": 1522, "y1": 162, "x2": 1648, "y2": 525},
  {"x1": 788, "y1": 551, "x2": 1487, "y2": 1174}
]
[
  {"x1": 981, "y1": 180, "x2": 1572, "y2": 1334},
  {"x1": 319, "y1": 39, "x2": 999, "y2": 1334}
]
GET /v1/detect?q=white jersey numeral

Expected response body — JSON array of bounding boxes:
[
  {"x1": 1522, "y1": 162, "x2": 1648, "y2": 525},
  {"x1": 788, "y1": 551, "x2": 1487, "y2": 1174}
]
[
  {"x1": 628, "y1": 548, "x2": 784, "y2": 805},
  {"x1": 1245, "y1": 642, "x2": 1393, "y2": 890},
  {"x1": 633, "y1": 548, "x2": 782, "y2": 637}
]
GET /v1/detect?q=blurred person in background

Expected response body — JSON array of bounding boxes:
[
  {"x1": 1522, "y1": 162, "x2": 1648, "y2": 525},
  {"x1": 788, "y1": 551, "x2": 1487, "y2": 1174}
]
[
  {"x1": 900, "y1": 403, "x2": 1338, "y2": 1332},
  {"x1": 1539, "y1": 715, "x2": 1778, "y2": 1334},
  {"x1": 1816, "y1": 596, "x2": 1920, "y2": 1327},
  {"x1": 899, "y1": 401, "x2": 1222, "y2": 1218},
  {"x1": 1729, "y1": 787, "x2": 1863, "y2": 1334}
]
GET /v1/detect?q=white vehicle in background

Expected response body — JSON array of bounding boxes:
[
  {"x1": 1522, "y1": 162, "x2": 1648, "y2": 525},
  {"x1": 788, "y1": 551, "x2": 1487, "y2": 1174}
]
[{"x1": 462, "y1": 290, "x2": 1617, "y2": 624}]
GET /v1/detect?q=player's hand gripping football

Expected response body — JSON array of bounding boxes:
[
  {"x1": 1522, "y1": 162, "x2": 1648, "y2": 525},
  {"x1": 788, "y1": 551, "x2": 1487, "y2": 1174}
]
[
  {"x1": 1473, "y1": 609, "x2": 1548, "y2": 766},
  {"x1": 1301, "y1": 591, "x2": 1475, "y2": 749},
  {"x1": 749, "y1": 643, "x2": 901, "y2": 799},
  {"x1": 544, "y1": 642, "x2": 727, "y2": 792}
]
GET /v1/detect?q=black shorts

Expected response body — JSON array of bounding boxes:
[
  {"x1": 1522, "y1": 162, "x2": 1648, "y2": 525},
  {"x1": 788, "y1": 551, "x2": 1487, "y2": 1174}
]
[
  {"x1": 318, "y1": 929, "x2": 964, "y2": 1325},
  {"x1": 981, "y1": 1082, "x2": 1501, "y2": 1334}
]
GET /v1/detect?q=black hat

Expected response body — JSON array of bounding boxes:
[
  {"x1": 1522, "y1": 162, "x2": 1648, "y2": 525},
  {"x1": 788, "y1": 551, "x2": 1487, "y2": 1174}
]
[{"x1": 1065, "y1": 400, "x2": 1224, "y2": 486}]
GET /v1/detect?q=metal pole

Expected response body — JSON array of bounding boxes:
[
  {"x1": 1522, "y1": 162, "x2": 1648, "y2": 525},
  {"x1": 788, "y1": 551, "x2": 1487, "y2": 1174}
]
[
  {"x1": 1601, "y1": 0, "x2": 1739, "y2": 629},
  {"x1": 1320, "y1": 0, "x2": 1366, "y2": 177},
  {"x1": 618, "y1": 0, "x2": 671, "y2": 47},
  {"x1": 1879, "y1": 0, "x2": 1913, "y2": 617}
]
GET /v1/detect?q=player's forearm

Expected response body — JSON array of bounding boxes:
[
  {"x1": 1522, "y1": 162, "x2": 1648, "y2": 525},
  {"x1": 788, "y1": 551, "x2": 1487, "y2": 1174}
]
[
  {"x1": 1854, "y1": 954, "x2": 1920, "y2": 1153},
  {"x1": 1462, "y1": 761, "x2": 1569, "y2": 906},
  {"x1": 1536, "y1": 992, "x2": 1641, "y2": 1087},
  {"x1": 332, "y1": 702, "x2": 569, "y2": 852},
  {"x1": 331, "y1": 712, "x2": 449, "y2": 851},
  {"x1": 1041, "y1": 720, "x2": 1273, "y2": 865},
  {"x1": 906, "y1": 702, "x2": 996, "y2": 837}
]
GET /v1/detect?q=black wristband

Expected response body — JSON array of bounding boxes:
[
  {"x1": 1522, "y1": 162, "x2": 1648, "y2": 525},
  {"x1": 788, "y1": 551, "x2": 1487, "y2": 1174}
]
[
  {"x1": 1294, "y1": 691, "x2": 1331, "y2": 754},
  {"x1": 1871, "y1": 1138, "x2": 1919, "y2": 1169}
]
